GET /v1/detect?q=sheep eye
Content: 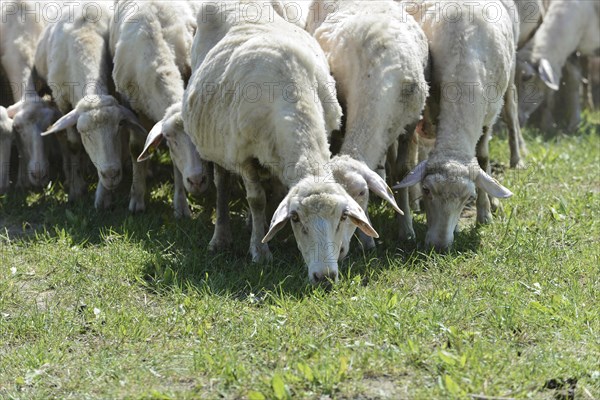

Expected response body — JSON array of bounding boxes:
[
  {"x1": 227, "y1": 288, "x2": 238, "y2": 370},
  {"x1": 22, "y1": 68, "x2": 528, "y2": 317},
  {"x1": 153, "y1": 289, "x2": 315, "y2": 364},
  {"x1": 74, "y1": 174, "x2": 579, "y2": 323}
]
[
  {"x1": 358, "y1": 190, "x2": 366, "y2": 197},
  {"x1": 422, "y1": 186, "x2": 431, "y2": 196},
  {"x1": 522, "y1": 73, "x2": 533, "y2": 82},
  {"x1": 340, "y1": 211, "x2": 348, "y2": 221},
  {"x1": 290, "y1": 212, "x2": 299, "y2": 223}
]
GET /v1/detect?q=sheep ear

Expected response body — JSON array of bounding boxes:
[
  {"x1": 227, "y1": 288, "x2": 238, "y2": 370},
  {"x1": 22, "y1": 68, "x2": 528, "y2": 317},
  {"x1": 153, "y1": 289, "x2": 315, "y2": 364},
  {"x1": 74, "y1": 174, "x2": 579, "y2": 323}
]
[
  {"x1": 538, "y1": 59, "x2": 559, "y2": 91},
  {"x1": 42, "y1": 109, "x2": 80, "y2": 136},
  {"x1": 6, "y1": 101, "x2": 23, "y2": 118},
  {"x1": 353, "y1": 161, "x2": 403, "y2": 215},
  {"x1": 119, "y1": 106, "x2": 147, "y2": 138},
  {"x1": 137, "y1": 120, "x2": 164, "y2": 162},
  {"x1": 346, "y1": 196, "x2": 379, "y2": 238},
  {"x1": 331, "y1": 157, "x2": 402, "y2": 214},
  {"x1": 476, "y1": 169, "x2": 513, "y2": 198},
  {"x1": 262, "y1": 196, "x2": 290, "y2": 243},
  {"x1": 393, "y1": 160, "x2": 427, "y2": 189}
]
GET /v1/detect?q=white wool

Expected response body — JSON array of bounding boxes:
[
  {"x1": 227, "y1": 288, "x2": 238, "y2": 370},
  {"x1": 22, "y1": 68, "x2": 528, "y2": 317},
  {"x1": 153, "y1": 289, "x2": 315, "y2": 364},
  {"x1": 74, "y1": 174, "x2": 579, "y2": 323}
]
[
  {"x1": 0, "y1": 0, "x2": 58, "y2": 189},
  {"x1": 307, "y1": 0, "x2": 428, "y2": 170},
  {"x1": 184, "y1": 1, "x2": 385, "y2": 284},
  {"x1": 531, "y1": 0, "x2": 600, "y2": 83},
  {"x1": 110, "y1": 0, "x2": 209, "y2": 217},
  {"x1": 184, "y1": 2, "x2": 340, "y2": 185},
  {"x1": 396, "y1": 0, "x2": 517, "y2": 250},
  {"x1": 34, "y1": 2, "x2": 149, "y2": 211}
]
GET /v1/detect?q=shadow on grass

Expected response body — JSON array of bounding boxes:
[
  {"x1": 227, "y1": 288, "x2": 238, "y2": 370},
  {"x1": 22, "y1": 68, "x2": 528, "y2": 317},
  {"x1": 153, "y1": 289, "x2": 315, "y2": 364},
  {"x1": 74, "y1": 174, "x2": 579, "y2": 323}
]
[{"x1": 1, "y1": 164, "x2": 485, "y2": 300}]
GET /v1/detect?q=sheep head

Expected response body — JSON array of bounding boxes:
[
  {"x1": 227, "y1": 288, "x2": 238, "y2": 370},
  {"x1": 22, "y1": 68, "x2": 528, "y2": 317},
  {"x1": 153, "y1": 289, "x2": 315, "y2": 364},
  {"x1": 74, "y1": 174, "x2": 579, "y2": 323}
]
[
  {"x1": 516, "y1": 52, "x2": 559, "y2": 126},
  {"x1": 328, "y1": 155, "x2": 402, "y2": 259},
  {"x1": 8, "y1": 99, "x2": 60, "y2": 188},
  {"x1": 138, "y1": 103, "x2": 210, "y2": 196},
  {"x1": 43, "y1": 95, "x2": 146, "y2": 191},
  {"x1": 263, "y1": 178, "x2": 378, "y2": 285},
  {"x1": 0, "y1": 106, "x2": 14, "y2": 194},
  {"x1": 395, "y1": 159, "x2": 512, "y2": 251}
]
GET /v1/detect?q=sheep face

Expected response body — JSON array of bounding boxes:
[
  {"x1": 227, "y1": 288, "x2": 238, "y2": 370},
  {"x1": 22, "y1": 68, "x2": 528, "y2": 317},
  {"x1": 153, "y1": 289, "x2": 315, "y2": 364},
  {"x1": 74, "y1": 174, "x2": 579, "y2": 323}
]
[
  {"x1": 0, "y1": 107, "x2": 14, "y2": 194},
  {"x1": 395, "y1": 160, "x2": 512, "y2": 251},
  {"x1": 421, "y1": 171, "x2": 477, "y2": 251},
  {"x1": 42, "y1": 95, "x2": 147, "y2": 192},
  {"x1": 164, "y1": 118, "x2": 209, "y2": 196},
  {"x1": 76, "y1": 106, "x2": 128, "y2": 190},
  {"x1": 138, "y1": 107, "x2": 210, "y2": 196},
  {"x1": 10, "y1": 101, "x2": 59, "y2": 188},
  {"x1": 264, "y1": 180, "x2": 378, "y2": 285},
  {"x1": 516, "y1": 59, "x2": 548, "y2": 126}
]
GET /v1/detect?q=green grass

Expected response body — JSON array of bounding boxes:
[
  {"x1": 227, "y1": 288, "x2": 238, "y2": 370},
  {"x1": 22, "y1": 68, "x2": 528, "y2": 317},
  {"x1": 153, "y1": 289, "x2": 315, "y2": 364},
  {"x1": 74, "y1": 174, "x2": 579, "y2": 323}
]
[{"x1": 1, "y1": 113, "x2": 599, "y2": 399}]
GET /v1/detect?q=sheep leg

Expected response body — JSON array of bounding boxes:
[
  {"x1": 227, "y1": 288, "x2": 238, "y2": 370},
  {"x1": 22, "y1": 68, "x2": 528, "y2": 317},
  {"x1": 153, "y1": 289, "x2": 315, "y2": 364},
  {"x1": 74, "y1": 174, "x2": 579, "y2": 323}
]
[
  {"x1": 242, "y1": 163, "x2": 272, "y2": 263},
  {"x1": 561, "y1": 58, "x2": 582, "y2": 133},
  {"x1": 94, "y1": 181, "x2": 112, "y2": 209},
  {"x1": 394, "y1": 127, "x2": 417, "y2": 242},
  {"x1": 209, "y1": 164, "x2": 232, "y2": 252},
  {"x1": 16, "y1": 148, "x2": 29, "y2": 189},
  {"x1": 61, "y1": 127, "x2": 87, "y2": 202},
  {"x1": 505, "y1": 81, "x2": 525, "y2": 169},
  {"x1": 173, "y1": 165, "x2": 192, "y2": 218},
  {"x1": 476, "y1": 131, "x2": 493, "y2": 224},
  {"x1": 128, "y1": 132, "x2": 147, "y2": 213}
]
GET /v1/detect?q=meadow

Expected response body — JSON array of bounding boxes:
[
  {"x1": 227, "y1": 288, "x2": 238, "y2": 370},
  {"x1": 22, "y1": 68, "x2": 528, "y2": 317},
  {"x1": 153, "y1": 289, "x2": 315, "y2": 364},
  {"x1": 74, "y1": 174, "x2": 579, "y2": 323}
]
[{"x1": 0, "y1": 113, "x2": 598, "y2": 399}]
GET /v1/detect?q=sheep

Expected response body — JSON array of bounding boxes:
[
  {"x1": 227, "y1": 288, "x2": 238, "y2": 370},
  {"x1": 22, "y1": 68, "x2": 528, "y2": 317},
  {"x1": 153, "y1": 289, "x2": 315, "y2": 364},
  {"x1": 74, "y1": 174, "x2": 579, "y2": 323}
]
[
  {"x1": 0, "y1": 0, "x2": 59, "y2": 189},
  {"x1": 516, "y1": 0, "x2": 600, "y2": 126},
  {"x1": 183, "y1": 1, "x2": 394, "y2": 284},
  {"x1": 35, "y1": 2, "x2": 149, "y2": 211},
  {"x1": 305, "y1": 0, "x2": 428, "y2": 245},
  {"x1": 394, "y1": 0, "x2": 515, "y2": 251},
  {"x1": 0, "y1": 106, "x2": 13, "y2": 194},
  {"x1": 109, "y1": 0, "x2": 209, "y2": 218}
]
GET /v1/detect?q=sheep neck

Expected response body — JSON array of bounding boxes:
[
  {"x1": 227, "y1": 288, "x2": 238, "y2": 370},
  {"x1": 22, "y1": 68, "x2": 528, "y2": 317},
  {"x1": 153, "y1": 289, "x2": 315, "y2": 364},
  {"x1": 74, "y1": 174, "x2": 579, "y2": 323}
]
[{"x1": 339, "y1": 101, "x2": 388, "y2": 171}]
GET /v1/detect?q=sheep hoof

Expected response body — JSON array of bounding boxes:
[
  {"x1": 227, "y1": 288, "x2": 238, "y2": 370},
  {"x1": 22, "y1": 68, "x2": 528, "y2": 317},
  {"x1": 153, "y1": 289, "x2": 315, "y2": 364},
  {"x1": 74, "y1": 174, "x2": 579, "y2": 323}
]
[
  {"x1": 128, "y1": 196, "x2": 146, "y2": 214},
  {"x1": 95, "y1": 189, "x2": 112, "y2": 210},
  {"x1": 398, "y1": 229, "x2": 416, "y2": 243},
  {"x1": 510, "y1": 158, "x2": 526, "y2": 169},
  {"x1": 174, "y1": 203, "x2": 192, "y2": 219},
  {"x1": 476, "y1": 212, "x2": 493, "y2": 225},
  {"x1": 250, "y1": 244, "x2": 272, "y2": 263},
  {"x1": 208, "y1": 233, "x2": 232, "y2": 252}
]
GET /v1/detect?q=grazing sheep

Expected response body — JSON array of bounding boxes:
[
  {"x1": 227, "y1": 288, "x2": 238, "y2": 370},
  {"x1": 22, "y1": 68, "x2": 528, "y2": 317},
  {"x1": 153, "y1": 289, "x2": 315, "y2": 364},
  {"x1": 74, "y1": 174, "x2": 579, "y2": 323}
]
[
  {"x1": 183, "y1": 1, "x2": 390, "y2": 284},
  {"x1": 395, "y1": 0, "x2": 515, "y2": 251},
  {"x1": 306, "y1": 0, "x2": 428, "y2": 244},
  {"x1": 0, "y1": 106, "x2": 13, "y2": 194},
  {"x1": 0, "y1": 0, "x2": 59, "y2": 189},
  {"x1": 36, "y1": 2, "x2": 149, "y2": 211},
  {"x1": 110, "y1": 0, "x2": 209, "y2": 218},
  {"x1": 516, "y1": 0, "x2": 600, "y2": 126}
]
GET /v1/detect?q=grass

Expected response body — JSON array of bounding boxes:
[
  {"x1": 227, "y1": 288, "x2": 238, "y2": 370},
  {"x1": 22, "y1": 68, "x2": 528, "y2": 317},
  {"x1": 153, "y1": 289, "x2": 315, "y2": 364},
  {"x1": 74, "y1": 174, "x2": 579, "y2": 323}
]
[{"x1": 0, "y1": 112, "x2": 599, "y2": 399}]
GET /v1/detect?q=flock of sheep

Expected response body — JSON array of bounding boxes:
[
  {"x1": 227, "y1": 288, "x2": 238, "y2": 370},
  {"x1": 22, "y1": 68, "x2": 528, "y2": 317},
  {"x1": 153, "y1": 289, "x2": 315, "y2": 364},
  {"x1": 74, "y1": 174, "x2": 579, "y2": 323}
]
[{"x1": 0, "y1": 0, "x2": 598, "y2": 284}]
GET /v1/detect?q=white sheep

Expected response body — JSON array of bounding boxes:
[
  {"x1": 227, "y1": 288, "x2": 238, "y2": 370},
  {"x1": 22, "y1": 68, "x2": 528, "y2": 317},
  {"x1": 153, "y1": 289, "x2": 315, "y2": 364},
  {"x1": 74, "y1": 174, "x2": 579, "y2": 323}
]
[
  {"x1": 36, "y1": 2, "x2": 149, "y2": 211},
  {"x1": 305, "y1": 0, "x2": 428, "y2": 244},
  {"x1": 0, "y1": 106, "x2": 13, "y2": 194},
  {"x1": 516, "y1": 0, "x2": 600, "y2": 125},
  {"x1": 395, "y1": 0, "x2": 515, "y2": 251},
  {"x1": 109, "y1": 0, "x2": 209, "y2": 218},
  {"x1": 183, "y1": 1, "x2": 393, "y2": 284},
  {"x1": 0, "y1": 0, "x2": 59, "y2": 189}
]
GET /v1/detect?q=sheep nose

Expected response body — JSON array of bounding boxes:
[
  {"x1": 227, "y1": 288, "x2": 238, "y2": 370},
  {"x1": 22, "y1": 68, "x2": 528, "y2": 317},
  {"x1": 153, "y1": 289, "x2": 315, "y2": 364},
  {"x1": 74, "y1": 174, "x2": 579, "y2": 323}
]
[
  {"x1": 29, "y1": 169, "x2": 48, "y2": 186},
  {"x1": 186, "y1": 174, "x2": 209, "y2": 195},
  {"x1": 100, "y1": 167, "x2": 122, "y2": 188},
  {"x1": 311, "y1": 270, "x2": 338, "y2": 285},
  {"x1": 101, "y1": 168, "x2": 120, "y2": 180}
]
